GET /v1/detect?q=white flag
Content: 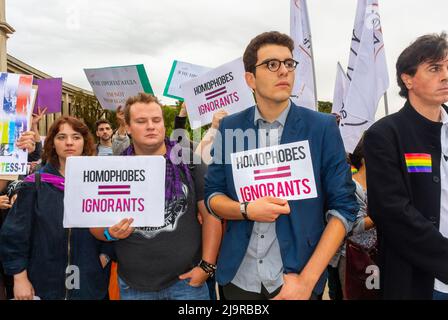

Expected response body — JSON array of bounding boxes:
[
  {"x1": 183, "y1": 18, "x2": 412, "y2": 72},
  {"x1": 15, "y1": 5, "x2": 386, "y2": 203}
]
[
  {"x1": 290, "y1": 0, "x2": 317, "y2": 110},
  {"x1": 331, "y1": 62, "x2": 349, "y2": 115},
  {"x1": 340, "y1": 0, "x2": 389, "y2": 153}
]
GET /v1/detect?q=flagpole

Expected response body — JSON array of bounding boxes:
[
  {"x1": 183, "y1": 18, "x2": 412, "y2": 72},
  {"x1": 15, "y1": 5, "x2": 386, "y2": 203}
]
[
  {"x1": 383, "y1": 91, "x2": 389, "y2": 116},
  {"x1": 310, "y1": 36, "x2": 318, "y2": 111},
  {"x1": 304, "y1": 0, "x2": 318, "y2": 111}
]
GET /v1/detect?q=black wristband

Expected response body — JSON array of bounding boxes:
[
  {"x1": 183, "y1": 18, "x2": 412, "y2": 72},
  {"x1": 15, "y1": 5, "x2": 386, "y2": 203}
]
[
  {"x1": 198, "y1": 260, "x2": 216, "y2": 276},
  {"x1": 240, "y1": 202, "x2": 250, "y2": 220}
]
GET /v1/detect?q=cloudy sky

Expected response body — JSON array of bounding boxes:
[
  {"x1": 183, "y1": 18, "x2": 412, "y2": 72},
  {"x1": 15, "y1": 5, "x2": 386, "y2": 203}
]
[{"x1": 4, "y1": 0, "x2": 448, "y2": 118}]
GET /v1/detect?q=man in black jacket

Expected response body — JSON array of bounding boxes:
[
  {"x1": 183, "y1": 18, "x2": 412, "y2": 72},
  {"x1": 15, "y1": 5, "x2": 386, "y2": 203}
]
[{"x1": 364, "y1": 32, "x2": 448, "y2": 299}]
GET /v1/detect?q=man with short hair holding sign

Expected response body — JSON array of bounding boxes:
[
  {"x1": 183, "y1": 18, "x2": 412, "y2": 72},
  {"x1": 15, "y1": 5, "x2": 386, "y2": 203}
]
[
  {"x1": 205, "y1": 31, "x2": 358, "y2": 300},
  {"x1": 90, "y1": 93, "x2": 222, "y2": 300}
]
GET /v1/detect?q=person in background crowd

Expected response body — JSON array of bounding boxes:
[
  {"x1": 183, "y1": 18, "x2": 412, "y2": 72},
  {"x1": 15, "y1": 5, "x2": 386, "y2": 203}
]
[
  {"x1": 95, "y1": 119, "x2": 114, "y2": 156},
  {"x1": 112, "y1": 106, "x2": 131, "y2": 155}
]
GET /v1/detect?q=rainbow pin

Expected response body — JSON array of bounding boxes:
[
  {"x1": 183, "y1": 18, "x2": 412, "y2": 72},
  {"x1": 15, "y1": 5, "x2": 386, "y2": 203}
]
[{"x1": 404, "y1": 153, "x2": 432, "y2": 173}]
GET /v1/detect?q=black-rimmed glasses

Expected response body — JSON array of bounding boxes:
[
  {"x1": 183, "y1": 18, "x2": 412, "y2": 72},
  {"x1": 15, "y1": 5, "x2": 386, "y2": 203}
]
[{"x1": 254, "y1": 58, "x2": 299, "y2": 72}]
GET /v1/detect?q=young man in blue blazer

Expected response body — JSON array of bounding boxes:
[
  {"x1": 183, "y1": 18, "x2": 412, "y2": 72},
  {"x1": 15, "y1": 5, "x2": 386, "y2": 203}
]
[{"x1": 205, "y1": 31, "x2": 358, "y2": 300}]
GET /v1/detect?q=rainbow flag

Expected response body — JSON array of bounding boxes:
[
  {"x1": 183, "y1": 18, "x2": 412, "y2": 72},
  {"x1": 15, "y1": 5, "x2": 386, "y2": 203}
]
[
  {"x1": 351, "y1": 165, "x2": 358, "y2": 174},
  {"x1": 405, "y1": 153, "x2": 432, "y2": 173}
]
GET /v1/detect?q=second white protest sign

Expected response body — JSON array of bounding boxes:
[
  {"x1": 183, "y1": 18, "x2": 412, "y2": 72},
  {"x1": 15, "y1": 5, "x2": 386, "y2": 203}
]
[
  {"x1": 163, "y1": 60, "x2": 211, "y2": 101},
  {"x1": 181, "y1": 58, "x2": 255, "y2": 129},
  {"x1": 84, "y1": 64, "x2": 153, "y2": 111},
  {"x1": 231, "y1": 141, "x2": 318, "y2": 202}
]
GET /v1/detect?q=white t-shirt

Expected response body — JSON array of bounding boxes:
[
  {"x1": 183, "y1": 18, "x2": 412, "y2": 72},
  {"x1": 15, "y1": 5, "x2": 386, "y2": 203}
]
[{"x1": 435, "y1": 107, "x2": 448, "y2": 293}]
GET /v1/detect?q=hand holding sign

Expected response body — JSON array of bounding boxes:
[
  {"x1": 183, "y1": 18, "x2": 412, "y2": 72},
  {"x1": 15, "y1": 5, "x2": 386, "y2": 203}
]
[
  {"x1": 16, "y1": 131, "x2": 36, "y2": 153},
  {"x1": 247, "y1": 196, "x2": 290, "y2": 222},
  {"x1": 108, "y1": 218, "x2": 135, "y2": 239},
  {"x1": 211, "y1": 110, "x2": 228, "y2": 129}
]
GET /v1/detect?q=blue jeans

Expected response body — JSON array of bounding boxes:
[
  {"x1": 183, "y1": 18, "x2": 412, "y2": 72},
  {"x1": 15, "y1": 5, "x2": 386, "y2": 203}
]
[
  {"x1": 206, "y1": 276, "x2": 217, "y2": 300},
  {"x1": 433, "y1": 290, "x2": 448, "y2": 300},
  {"x1": 118, "y1": 276, "x2": 210, "y2": 300}
]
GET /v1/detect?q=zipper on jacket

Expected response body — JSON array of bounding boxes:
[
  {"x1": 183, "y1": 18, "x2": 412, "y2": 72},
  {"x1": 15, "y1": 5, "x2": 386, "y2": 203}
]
[{"x1": 65, "y1": 228, "x2": 72, "y2": 300}]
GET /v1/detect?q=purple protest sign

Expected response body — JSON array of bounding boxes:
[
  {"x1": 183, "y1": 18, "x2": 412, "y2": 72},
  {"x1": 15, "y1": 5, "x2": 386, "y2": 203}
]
[{"x1": 32, "y1": 78, "x2": 63, "y2": 114}]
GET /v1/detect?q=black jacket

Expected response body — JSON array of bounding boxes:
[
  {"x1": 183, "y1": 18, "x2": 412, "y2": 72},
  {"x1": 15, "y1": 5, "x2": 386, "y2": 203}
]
[
  {"x1": 364, "y1": 101, "x2": 448, "y2": 299},
  {"x1": 0, "y1": 163, "x2": 113, "y2": 300}
]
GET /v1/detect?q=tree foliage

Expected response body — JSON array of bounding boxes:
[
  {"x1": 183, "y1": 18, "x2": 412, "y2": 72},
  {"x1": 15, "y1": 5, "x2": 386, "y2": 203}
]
[
  {"x1": 71, "y1": 91, "x2": 117, "y2": 135},
  {"x1": 318, "y1": 100, "x2": 333, "y2": 114}
]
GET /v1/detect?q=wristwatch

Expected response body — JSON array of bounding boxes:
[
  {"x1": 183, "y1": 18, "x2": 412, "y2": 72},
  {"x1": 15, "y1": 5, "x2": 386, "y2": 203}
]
[
  {"x1": 103, "y1": 228, "x2": 118, "y2": 241},
  {"x1": 240, "y1": 202, "x2": 250, "y2": 220}
]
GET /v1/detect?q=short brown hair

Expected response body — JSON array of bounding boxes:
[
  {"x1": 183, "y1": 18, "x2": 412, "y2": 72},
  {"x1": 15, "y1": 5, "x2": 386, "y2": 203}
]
[
  {"x1": 124, "y1": 93, "x2": 162, "y2": 125},
  {"x1": 43, "y1": 116, "x2": 95, "y2": 168},
  {"x1": 243, "y1": 31, "x2": 295, "y2": 74}
]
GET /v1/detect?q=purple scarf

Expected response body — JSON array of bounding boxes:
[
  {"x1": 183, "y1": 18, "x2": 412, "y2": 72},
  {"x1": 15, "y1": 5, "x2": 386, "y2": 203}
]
[
  {"x1": 123, "y1": 138, "x2": 193, "y2": 203},
  {"x1": 24, "y1": 173, "x2": 65, "y2": 191}
]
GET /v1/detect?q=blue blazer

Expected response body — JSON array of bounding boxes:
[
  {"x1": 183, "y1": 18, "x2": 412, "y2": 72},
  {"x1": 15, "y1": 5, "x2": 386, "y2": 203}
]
[{"x1": 204, "y1": 102, "x2": 358, "y2": 294}]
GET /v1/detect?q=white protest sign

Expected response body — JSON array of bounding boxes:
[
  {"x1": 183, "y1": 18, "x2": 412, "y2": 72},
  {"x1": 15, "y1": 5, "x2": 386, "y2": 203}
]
[
  {"x1": 163, "y1": 60, "x2": 211, "y2": 101},
  {"x1": 182, "y1": 57, "x2": 255, "y2": 129},
  {"x1": 231, "y1": 141, "x2": 318, "y2": 202},
  {"x1": 63, "y1": 156, "x2": 165, "y2": 228},
  {"x1": 84, "y1": 65, "x2": 153, "y2": 111}
]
